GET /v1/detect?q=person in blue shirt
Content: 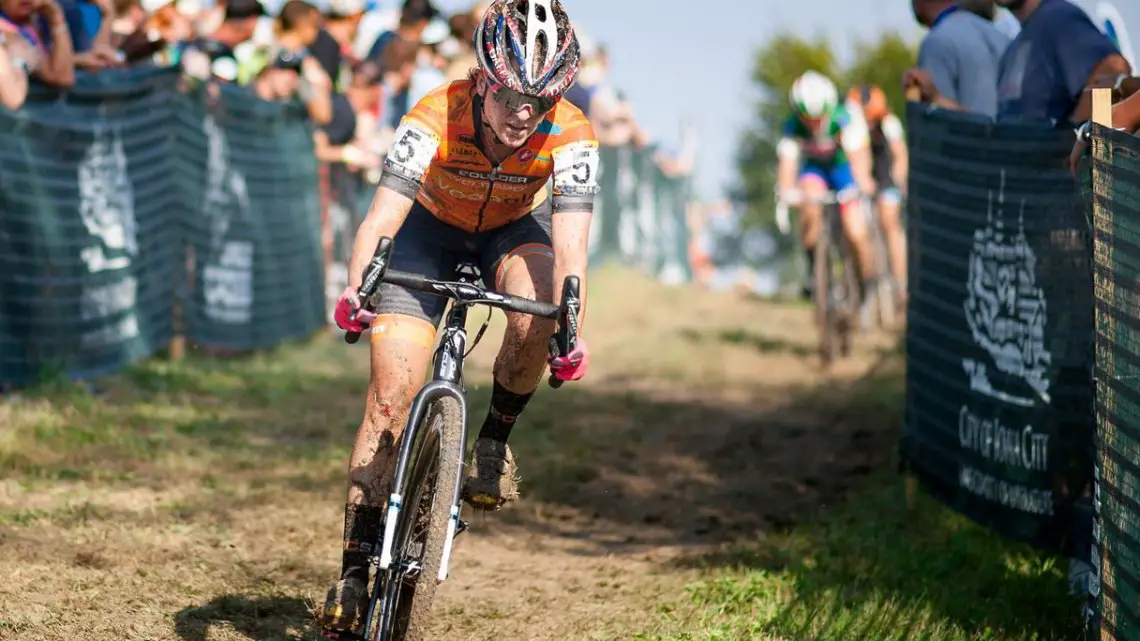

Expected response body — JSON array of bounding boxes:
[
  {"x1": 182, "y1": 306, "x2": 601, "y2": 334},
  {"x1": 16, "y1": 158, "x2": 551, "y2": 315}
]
[
  {"x1": 904, "y1": 0, "x2": 1010, "y2": 116},
  {"x1": 995, "y1": 0, "x2": 1129, "y2": 125}
]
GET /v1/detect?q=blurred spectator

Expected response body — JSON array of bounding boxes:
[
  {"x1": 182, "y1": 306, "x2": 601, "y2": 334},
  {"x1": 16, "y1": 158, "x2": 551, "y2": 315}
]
[
  {"x1": 994, "y1": 0, "x2": 1129, "y2": 124},
  {"x1": 903, "y1": 0, "x2": 1010, "y2": 116},
  {"x1": 0, "y1": 0, "x2": 75, "y2": 87},
  {"x1": 252, "y1": 48, "x2": 331, "y2": 121},
  {"x1": 0, "y1": 27, "x2": 34, "y2": 107},
  {"x1": 576, "y1": 44, "x2": 648, "y2": 148},
  {"x1": 316, "y1": 0, "x2": 363, "y2": 86},
  {"x1": 351, "y1": 0, "x2": 393, "y2": 61},
  {"x1": 117, "y1": 0, "x2": 192, "y2": 64},
  {"x1": 372, "y1": 30, "x2": 413, "y2": 150},
  {"x1": 252, "y1": 0, "x2": 330, "y2": 120},
  {"x1": 180, "y1": 0, "x2": 263, "y2": 83},
  {"x1": 106, "y1": 0, "x2": 143, "y2": 46},
  {"x1": 363, "y1": 0, "x2": 433, "y2": 64},
  {"x1": 440, "y1": 5, "x2": 474, "y2": 83},
  {"x1": 405, "y1": 13, "x2": 443, "y2": 105},
  {"x1": 68, "y1": 0, "x2": 124, "y2": 70}
]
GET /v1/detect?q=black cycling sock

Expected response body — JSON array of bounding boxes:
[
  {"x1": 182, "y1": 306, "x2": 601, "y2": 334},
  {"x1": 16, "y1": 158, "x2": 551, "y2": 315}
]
[
  {"x1": 804, "y1": 247, "x2": 815, "y2": 279},
  {"x1": 477, "y1": 379, "x2": 534, "y2": 444},
  {"x1": 341, "y1": 503, "x2": 384, "y2": 583}
]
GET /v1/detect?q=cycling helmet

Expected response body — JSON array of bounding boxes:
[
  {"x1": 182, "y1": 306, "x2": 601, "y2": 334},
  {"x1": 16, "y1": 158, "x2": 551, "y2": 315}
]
[
  {"x1": 790, "y1": 71, "x2": 838, "y2": 120},
  {"x1": 473, "y1": 0, "x2": 580, "y2": 99},
  {"x1": 848, "y1": 84, "x2": 888, "y2": 122}
]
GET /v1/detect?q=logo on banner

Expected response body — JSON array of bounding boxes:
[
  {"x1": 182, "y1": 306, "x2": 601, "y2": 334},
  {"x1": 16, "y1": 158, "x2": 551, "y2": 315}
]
[
  {"x1": 201, "y1": 115, "x2": 254, "y2": 324},
  {"x1": 78, "y1": 125, "x2": 137, "y2": 273},
  {"x1": 962, "y1": 170, "x2": 1051, "y2": 406},
  {"x1": 1096, "y1": 2, "x2": 1135, "y2": 69},
  {"x1": 76, "y1": 124, "x2": 141, "y2": 349}
]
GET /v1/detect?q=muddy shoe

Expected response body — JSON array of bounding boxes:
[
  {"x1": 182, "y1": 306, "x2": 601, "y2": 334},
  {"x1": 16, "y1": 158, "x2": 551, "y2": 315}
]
[
  {"x1": 319, "y1": 577, "x2": 368, "y2": 634},
  {"x1": 462, "y1": 438, "x2": 520, "y2": 511}
]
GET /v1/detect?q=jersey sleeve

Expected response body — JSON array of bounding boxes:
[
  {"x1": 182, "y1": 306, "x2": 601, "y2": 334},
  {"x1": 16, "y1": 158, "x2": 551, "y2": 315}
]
[
  {"x1": 776, "y1": 115, "x2": 801, "y2": 160},
  {"x1": 551, "y1": 114, "x2": 600, "y2": 213},
  {"x1": 881, "y1": 113, "x2": 905, "y2": 143},
  {"x1": 379, "y1": 85, "x2": 446, "y2": 199},
  {"x1": 838, "y1": 107, "x2": 869, "y2": 154}
]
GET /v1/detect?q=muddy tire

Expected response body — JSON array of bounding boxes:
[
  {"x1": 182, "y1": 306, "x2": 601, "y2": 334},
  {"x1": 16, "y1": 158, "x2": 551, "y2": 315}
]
[
  {"x1": 814, "y1": 213, "x2": 837, "y2": 368},
  {"x1": 366, "y1": 396, "x2": 464, "y2": 641}
]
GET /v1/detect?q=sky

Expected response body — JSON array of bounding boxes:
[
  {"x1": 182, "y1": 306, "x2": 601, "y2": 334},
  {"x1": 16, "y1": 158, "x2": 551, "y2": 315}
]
[{"x1": 430, "y1": 0, "x2": 927, "y2": 200}]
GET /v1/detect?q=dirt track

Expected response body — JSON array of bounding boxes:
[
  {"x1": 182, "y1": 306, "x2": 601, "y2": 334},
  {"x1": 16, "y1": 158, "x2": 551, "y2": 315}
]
[{"x1": 0, "y1": 268, "x2": 902, "y2": 641}]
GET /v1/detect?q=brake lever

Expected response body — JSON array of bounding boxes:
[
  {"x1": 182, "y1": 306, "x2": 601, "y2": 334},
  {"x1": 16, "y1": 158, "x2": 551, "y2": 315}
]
[
  {"x1": 547, "y1": 275, "x2": 581, "y2": 389},
  {"x1": 345, "y1": 237, "x2": 394, "y2": 344}
]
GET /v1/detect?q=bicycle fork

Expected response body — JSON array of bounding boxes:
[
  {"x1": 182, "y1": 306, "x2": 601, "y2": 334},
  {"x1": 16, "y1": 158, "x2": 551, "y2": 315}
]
[{"x1": 377, "y1": 379, "x2": 469, "y2": 581}]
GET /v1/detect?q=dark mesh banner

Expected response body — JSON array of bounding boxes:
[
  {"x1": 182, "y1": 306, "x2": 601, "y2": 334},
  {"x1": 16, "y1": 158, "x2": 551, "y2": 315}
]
[
  {"x1": 0, "y1": 69, "x2": 182, "y2": 386},
  {"x1": 176, "y1": 83, "x2": 326, "y2": 349},
  {"x1": 1090, "y1": 123, "x2": 1140, "y2": 641},
  {"x1": 902, "y1": 104, "x2": 1095, "y2": 558}
]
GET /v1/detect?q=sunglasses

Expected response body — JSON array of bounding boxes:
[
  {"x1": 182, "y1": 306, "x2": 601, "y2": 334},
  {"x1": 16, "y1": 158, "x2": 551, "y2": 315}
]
[{"x1": 487, "y1": 81, "x2": 559, "y2": 114}]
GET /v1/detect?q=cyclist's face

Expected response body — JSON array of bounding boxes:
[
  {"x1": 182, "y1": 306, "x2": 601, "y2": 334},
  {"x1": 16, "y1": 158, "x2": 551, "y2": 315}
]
[
  {"x1": 479, "y1": 77, "x2": 557, "y2": 147},
  {"x1": 800, "y1": 113, "x2": 828, "y2": 132}
]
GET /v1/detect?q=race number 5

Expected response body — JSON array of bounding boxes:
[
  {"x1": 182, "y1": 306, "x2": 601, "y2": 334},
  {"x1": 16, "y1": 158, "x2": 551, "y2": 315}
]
[
  {"x1": 553, "y1": 141, "x2": 600, "y2": 193},
  {"x1": 387, "y1": 120, "x2": 440, "y2": 180}
]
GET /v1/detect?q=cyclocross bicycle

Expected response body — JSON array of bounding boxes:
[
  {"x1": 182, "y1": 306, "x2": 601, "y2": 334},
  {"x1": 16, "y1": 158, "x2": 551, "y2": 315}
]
[
  {"x1": 776, "y1": 189, "x2": 861, "y2": 367},
  {"x1": 339, "y1": 237, "x2": 579, "y2": 641}
]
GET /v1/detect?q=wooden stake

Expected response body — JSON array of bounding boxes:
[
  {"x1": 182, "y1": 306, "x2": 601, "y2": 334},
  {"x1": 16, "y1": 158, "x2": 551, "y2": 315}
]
[{"x1": 1091, "y1": 87, "x2": 1113, "y2": 128}]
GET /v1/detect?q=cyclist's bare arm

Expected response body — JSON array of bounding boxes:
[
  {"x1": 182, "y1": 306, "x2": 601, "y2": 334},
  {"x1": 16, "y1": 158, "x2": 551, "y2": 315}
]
[
  {"x1": 775, "y1": 138, "x2": 800, "y2": 193},
  {"x1": 349, "y1": 118, "x2": 441, "y2": 289},
  {"x1": 883, "y1": 114, "x2": 908, "y2": 188},
  {"x1": 840, "y1": 117, "x2": 875, "y2": 194},
  {"x1": 551, "y1": 139, "x2": 601, "y2": 327},
  {"x1": 349, "y1": 188, "x2": 415, "y2": 290}
]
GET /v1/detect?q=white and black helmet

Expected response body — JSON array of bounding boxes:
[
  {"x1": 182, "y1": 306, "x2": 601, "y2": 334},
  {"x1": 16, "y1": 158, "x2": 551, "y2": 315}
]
[
  {"x1": 473, "y1": 0, "x2": 581, "y2": 99},
  {"x1": 790, "y1": 70, "x2": 839, "y2": 119}
]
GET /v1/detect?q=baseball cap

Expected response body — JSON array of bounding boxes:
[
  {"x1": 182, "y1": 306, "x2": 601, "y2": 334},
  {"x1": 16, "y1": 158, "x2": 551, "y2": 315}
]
[
  {"x1": 140, "y1": 0, "x2": 172, "y2": 13},
  {"x1": 225, "y1": 0, "x2": 267, "y2": 20},
  {"x1": 326, "y1": 0, "x2": 365, "y2": 17},
  {"x1": 420, "y1": 16, "x2": 448, "y2": 45}
]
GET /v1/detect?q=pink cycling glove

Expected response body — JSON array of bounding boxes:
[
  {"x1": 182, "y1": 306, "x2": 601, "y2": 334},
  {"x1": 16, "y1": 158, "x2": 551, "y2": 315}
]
[
  {"x1": 334, "y1": 286, "x2": 376, "y2": 332},
  {"x1": 549, "y1": 338, "x2": 590, "y2": 382}
]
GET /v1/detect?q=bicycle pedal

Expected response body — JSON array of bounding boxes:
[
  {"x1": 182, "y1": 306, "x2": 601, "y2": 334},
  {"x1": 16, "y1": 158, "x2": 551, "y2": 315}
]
[{"x1": 456, "y1": 518, "x2": 469, "y2": 537}]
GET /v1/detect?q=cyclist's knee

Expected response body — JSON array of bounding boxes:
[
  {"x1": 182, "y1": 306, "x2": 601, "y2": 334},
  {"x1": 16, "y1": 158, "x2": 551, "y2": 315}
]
[
  {"x1": 799, "y1": 174, "x2": 827, "y2": 198},
  {"x1": 496, "y1": 248, "x2": 556, "y2": 338}
]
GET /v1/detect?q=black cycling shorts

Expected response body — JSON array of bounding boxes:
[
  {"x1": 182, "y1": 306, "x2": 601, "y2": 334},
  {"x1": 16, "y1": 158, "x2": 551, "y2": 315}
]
[{"x1": 375, "y1": 198, "x2": 554, "y2": 325}]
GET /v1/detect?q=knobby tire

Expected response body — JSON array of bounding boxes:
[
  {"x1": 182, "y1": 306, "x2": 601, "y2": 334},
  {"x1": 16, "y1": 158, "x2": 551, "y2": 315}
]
[
  {"x1": 814, "y1": 213, "x2": 837, "y2": 367},
  {"x1": 365, "y1": 396, "x2": 464, "y2": 641}
]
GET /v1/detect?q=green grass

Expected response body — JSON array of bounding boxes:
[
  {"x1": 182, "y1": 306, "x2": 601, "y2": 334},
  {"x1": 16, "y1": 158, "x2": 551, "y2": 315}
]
[{"x1": 635, "y1": 365, "x2": 1084, "y2": 641}]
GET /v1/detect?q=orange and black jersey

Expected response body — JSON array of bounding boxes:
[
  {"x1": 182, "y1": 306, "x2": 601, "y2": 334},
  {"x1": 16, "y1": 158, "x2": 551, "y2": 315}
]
[{"x1": 379, "y1": 79, "x2": 600, "y2": 233}]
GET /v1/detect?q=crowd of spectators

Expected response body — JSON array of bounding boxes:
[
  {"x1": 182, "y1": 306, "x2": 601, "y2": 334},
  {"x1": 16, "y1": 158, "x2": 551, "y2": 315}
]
[
  {"x1": 0, "y1": 0, "x2": 692, "y2": 185},
  {"x1": 905, "y1": 0, "x2": 1136, "y2": 130}
]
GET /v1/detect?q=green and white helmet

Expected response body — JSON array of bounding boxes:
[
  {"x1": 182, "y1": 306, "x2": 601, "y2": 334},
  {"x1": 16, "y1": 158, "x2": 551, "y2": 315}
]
[{"x1": 790, "y1": 70, "x2": 838, "y2": 120}]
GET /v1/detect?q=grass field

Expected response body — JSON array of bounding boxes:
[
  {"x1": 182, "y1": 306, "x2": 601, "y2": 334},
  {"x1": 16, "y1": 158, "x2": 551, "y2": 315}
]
[{"x1": 0, "y1": 267, "x2": 1082, "y2": 640}]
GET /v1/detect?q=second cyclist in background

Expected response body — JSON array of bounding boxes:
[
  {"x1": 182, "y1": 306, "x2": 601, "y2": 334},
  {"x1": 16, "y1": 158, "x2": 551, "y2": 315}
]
[
  {"x1": 776, "y1": 71, "x2": 878, "y2": 300},
  {"x1": 846, "y1": 84, "x2": 908, "y2": 306}
]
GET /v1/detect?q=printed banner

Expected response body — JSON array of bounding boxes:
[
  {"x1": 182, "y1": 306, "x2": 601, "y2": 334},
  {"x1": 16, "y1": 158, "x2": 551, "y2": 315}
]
[{"x1": 903, "y1": 104, "x2": 1095, "y2": 558}]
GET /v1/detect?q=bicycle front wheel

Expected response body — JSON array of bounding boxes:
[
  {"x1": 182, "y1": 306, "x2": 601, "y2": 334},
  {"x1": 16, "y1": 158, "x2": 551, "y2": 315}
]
[
  {"x1": 367, "y1": 396, "x2": 464, "y2": 641},
  {"x1": 813, "y1": 212, "x2": 838, "y2": 367}
]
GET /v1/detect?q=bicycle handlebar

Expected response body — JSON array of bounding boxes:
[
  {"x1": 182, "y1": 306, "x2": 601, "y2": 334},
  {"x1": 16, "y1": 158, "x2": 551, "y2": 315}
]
[{"x1": 344, "y1": 237, "x2": 579, "y2": 389}]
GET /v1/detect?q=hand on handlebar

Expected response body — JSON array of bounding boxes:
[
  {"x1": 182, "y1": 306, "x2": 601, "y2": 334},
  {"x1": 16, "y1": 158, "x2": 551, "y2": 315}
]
[
  {"x1": 778, "y1": 187, "x2": 803, "y2": 206},
  {"x1": 334, "y1": 286, "x2": 375, "y2": 333},
  {"x1": 548, "y1": 339, "x2": 590, "y2": 383}
]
